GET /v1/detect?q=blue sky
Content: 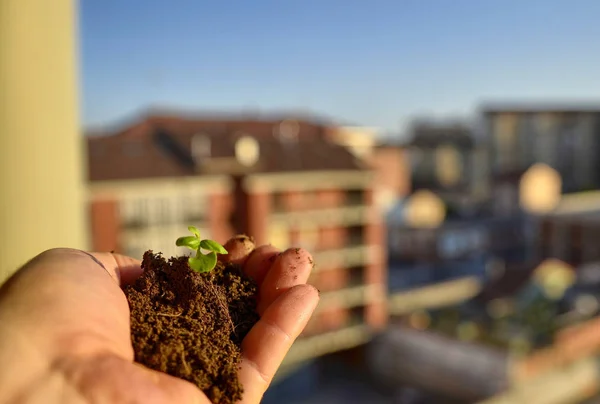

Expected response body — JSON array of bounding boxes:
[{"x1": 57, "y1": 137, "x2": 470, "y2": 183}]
[{"x1": 80, "y1": 0, "x2": 600, "y2": 136}]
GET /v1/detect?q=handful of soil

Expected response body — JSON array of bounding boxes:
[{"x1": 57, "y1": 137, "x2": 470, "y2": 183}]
[{"x1": 123, "y1": 249, "x2": 260, "y2": 404}]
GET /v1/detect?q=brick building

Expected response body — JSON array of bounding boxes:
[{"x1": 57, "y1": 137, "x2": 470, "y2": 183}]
[
  {"x1": 86, "y1": 112, "x2": 388, "y2": 367},
  {"x1": 366, "y1": 144, "x2": 411, "y2": 213}
]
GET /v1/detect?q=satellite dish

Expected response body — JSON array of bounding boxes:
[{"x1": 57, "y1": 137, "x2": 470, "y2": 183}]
[{"x1": 235, "y1": 136, "x2": 260, "y2": 167}]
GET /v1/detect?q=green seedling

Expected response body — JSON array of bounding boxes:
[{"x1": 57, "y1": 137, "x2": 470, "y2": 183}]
[{"x1": 176, "y1": 226, "x2": 228, "y2": 273}]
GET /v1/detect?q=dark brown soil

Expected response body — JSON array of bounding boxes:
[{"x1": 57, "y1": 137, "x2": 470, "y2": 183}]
[{"x1": 123, "y1": 250, "x2": 260, "y2": 404}]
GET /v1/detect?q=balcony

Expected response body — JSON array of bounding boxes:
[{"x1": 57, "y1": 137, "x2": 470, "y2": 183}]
[
  {"x1": 311, "y1": 244, "x2": 382, "y2": 271},
  {"x1": 315, "y1": 284, "x2": 381, "y2": 313},
  {"x1": 269, "y1": 205, "x2": 373, "y2": 228},
  {"x1": 280, "y1": 322, "x2": 372, "y2": 371},
  {"x1": 388, "y1": 276, "x2": 482, "y2": 316},
  {"x1": 121, "y1": 222, "x2": 211, "y2": 259}
]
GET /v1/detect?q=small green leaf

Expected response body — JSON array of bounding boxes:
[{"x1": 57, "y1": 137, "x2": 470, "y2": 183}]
[
  {"x1": 188, "y1": 226, "x2": 201, "y2": 238},
  {"x1": 200, "y1": 239, "x2": 228, "y2": 255},
  {"x1": 176, "y1": 236, "x2": 200, "y2": 250},
  {"x1": 188, "y1": 256, "x2": 204, "y2": 272},
  {"x1": 188, "y1": 252, "x2": 217, "y2": 273}
]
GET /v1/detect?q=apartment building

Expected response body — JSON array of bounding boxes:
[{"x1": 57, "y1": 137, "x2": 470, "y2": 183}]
[
  {"x1": 481, "y1": 104, "x2": 600, "y2": 194},
  {"x1": 322, "y1": 125, "x2": 411, "y2": 214},
  {"x1": 86, "y1": 112, "x2": 388, "y2": 369},
  {"x1": 407, "y1": 121, "x2": 490, "y2": 209},
  {"x1": 366, "y1": 144, "x2": 411, "y2": 213},
  {"x1": 87, "y1": 127, "x2": 235, "y2": 258},
  {"x1": 537, "y1": 191, "x2": 600, "y2": 267}
]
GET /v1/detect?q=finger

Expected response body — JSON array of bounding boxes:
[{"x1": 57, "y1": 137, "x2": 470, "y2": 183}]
[
  {"x1": 241, "y1": 245, "x2": 280, "y2": 286},
  {"x1": 238, "y1": 284, "x2": 319, "y2": 403},
  {"x1": 219, "y1": 235, "x2": 256, "y2": 266},
  {"x1": 89, "y1": 252, "x2": 143, "y2": 285},
  {"x1": 257, "y1": 248, "x2": 314, "y2": 315}
]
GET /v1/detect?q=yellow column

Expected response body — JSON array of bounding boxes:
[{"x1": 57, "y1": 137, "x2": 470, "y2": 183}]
[{"x1": 0, "y1": 0, "x2": 88, "y2": 282}]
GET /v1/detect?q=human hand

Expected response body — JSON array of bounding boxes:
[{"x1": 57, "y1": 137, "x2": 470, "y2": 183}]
[{"x1": 0, "y1": 237, "x2": 319, "y2": 404}]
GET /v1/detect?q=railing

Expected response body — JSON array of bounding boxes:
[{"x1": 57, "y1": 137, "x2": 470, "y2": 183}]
[
  {"x1": 269, "y1": 205, "x2": 373, "y2": 227},
  {"x1": 121, "y1": 222, "x2": 211, "y2": 259},
  {"x1": 281, "y1": 322, "x2": 371, "y2": 369},
  {"x1": 388, "y1": 276, "x2": 482, "y2": 315},
  {"x1": 311, "y1": 244, "x2": 382, "y2": 272},
  {"x1": 315, "y1": 284, "x2": 380, "y2": 313}
]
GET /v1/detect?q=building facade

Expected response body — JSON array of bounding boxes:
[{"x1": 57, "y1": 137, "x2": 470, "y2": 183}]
[
  {"x1": 481, "y1": 105, "x2": 600, "y2": 194},
  {"x1": 407, "y1": 121, "x2": 490, "y2": 208},
  {"x1": 537, "y1": 191, "x2": 600, "y2": 267}
]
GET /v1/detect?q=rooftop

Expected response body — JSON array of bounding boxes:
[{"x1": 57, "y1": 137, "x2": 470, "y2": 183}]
[
  {"x1": 480, "y1": 102, "x2": 600, "y2": 115},
  {"x1": 408, "y1": 122, "x2": 475, "y2": 149},
  {"x1": 87, "y1": 113, "x2": 367, "y2": 182}
]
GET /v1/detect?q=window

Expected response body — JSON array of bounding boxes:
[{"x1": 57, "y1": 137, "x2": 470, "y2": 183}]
[
  {"x1": 347, "y1": 225, "x2": 363, "y2": 246},
  {"x1": 492, "y1": 114, "x2": 517, "y2": 171},
  {"x1": 120, "y1": 198, "x2": 149, "y2": 228},
  {"x1": 534, "y1": 113, "x2": 559, "y2": 167},
  {"x1": 517, "y1": 115, "x2": 536, "y2": 168},
  {"x1": 156, "y1": 198, "x2": 171, "y2": 225},
  {"x1": 183, "y1": 194, "x2": 207, "y2": 221},
  {"x1": 438, "y1": 228, "x2": 482, "y2": 259},
  {"x1": 435, "y1": 145, "x2": 462, "y2": 187},
  {"x1": 192, "y1": 134, "x2": 211, "y2": 161},
  {"x1": 346, "y1": 190, "x2": 364, "y2": 206},
  {"x1": 412, "y1": 149, "x2": 436, "y2": 184}
]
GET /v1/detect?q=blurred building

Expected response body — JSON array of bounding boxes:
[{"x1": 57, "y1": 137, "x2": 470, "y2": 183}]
[
  {"x1": 407, "y1": 121, "x2": 489, "y2": 215},
  {"x1": 538, "y1": 191, "x2": 600, "y2": 267},
  {"x1": 383, "y1": 118, "x2": 547, "y2": 340},
  {"x1": 385, "y1": 192, "x2": 534, "y2": 311},
  {"x1": 326, "y1": 125, "x2": 379, "y2": 160},
  {"x1": 367, "y1": 326, "x2": 509, "y2": 402},
  {"x1": 481, "y1": 104, "x2": 600, "y2": 194},
  {"x1": 327, "y1": 125, "x2": 411, "y2": 214},
  {"x1": 86, "y1": 112, "x2": 388, "y2": 367},
  {"x1": 367, "y1": 143, "x2": 412, "y2": 213},
  {"x1": 388, "y1": 213, "x2": 532, "y2": 267}
]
